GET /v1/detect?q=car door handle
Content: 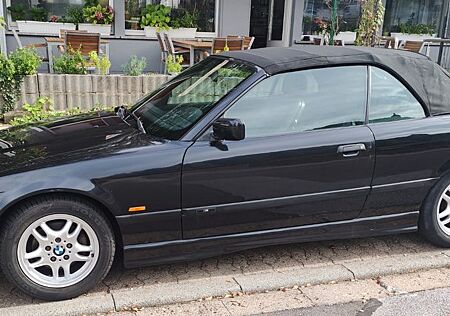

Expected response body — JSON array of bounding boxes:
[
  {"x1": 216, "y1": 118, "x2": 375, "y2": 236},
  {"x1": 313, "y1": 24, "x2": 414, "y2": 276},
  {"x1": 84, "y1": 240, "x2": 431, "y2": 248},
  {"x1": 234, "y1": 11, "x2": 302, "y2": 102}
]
[{"x1": 337, "y1": 144, "x2": 366, "y2": 157}]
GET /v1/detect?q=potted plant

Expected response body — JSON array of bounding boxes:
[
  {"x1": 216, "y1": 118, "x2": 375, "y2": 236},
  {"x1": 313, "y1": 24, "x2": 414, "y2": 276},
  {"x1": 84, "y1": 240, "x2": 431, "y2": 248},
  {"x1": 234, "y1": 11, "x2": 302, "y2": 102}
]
[
  {"x1": 391, "y1": 23, "x2": 436, "y2": 42},
  {"x1": 140, "y1": 4, "x2": 171, "y2": 38},
  {"x1": 79, "y1": 4, "x2": 114, "y2": 35},
  {"x1": 168, "y1": 8, "x2": 198, "y2": 38},
  {"x1": 9, "y1": 4, "x2": 76, "y2": 35}
]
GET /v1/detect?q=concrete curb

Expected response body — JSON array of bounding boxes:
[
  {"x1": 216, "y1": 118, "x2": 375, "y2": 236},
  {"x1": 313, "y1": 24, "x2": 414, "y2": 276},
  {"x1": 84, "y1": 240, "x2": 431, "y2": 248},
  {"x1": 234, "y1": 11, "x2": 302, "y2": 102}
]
[{"x1": 1, "y1": 249, "x2": 450, "y2": 316}]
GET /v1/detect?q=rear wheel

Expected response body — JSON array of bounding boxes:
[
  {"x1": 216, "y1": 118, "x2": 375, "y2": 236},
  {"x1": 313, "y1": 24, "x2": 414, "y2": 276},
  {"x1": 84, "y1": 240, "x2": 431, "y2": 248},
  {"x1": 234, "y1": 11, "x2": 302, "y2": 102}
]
[
  {"x1": 0, "y1": 196, "x2": 115, "y2": 300},
  {"x1": 420, "y1": 176, "x2": 450, "y2": 247}
]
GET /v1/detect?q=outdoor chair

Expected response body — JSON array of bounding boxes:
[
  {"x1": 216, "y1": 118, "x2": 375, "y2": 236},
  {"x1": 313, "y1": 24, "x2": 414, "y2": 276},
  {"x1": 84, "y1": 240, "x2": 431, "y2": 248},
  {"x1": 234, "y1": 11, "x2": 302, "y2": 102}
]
[
  {"x1": 212, "y1": 38, "x2": 244, "y2": 54},
  {"x1": 227, "y1": 35, "x2": 255, "y2": 50},
  {"x1": 156, "y1": 32, "x2": 169, "y2": 74},
  {"x1": 402, "y1": 40, "x2": 424, "y2": 53},
  {"x1": 11, "y1": 29, "x2": 50, "y2": 72},
  {"x1": 313, "y1": 37, "x2": 324, "y2": 45},
  {"x1": 163, "y1": 33, "x2": 191, "y2": 68},
  {"x1": 381, "y1": 36, "x2": 399, "y2": 49},
  {"x1": 61, "y1": 31, "x2": 100, "y2": 56}
]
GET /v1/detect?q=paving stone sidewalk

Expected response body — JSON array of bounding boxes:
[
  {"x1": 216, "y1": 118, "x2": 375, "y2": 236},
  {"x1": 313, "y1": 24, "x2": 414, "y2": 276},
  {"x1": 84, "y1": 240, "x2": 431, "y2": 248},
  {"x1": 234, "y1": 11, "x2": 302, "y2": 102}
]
[{"x1": 0, "y1": 232, "x2": 445, "y2": 312}]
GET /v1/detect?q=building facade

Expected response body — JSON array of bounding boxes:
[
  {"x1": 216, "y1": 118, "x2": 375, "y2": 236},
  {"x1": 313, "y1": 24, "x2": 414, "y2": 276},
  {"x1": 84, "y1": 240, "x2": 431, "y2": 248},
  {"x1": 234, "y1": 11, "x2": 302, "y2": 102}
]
[{"x1": 1, "y1": 0, "x2": 449, "y2": 72}]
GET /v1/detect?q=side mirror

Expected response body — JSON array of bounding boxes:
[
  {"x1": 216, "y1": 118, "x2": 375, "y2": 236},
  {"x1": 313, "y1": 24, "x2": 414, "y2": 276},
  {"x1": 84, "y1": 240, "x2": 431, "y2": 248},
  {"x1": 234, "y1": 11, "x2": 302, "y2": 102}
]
[{"x1": 212, "y1": 118, "x2": 245, "y2": 142}]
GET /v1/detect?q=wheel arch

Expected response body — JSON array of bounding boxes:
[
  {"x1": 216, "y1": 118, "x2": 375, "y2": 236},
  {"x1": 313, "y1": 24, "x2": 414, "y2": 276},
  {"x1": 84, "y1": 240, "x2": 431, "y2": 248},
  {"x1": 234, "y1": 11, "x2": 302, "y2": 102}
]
[{"x1": 0, "y1": 190, "x2": 124, "y2": 260}]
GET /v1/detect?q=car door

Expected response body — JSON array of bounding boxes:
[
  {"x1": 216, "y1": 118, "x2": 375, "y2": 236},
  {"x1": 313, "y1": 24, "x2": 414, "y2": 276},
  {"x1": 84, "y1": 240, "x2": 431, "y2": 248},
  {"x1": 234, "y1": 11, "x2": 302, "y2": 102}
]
[
  {"x1": 181, "y1": 65, "x2": 376, "y2": 239},
  {"x1": 362, "y1": 66, "x2": 450, "y2": 218}
]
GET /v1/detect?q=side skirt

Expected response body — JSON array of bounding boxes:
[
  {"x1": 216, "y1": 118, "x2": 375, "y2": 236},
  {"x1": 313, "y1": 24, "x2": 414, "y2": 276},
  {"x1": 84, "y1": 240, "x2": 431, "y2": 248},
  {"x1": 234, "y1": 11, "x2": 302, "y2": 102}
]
[{"x1": 123, "y1": 211, "x2": 419, "y2": 268}]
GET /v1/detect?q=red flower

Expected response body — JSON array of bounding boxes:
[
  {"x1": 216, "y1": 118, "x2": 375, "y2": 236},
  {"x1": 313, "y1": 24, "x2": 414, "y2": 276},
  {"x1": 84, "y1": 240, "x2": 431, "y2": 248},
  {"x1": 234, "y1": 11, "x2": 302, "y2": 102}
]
[
  {"x1": 95, "y1": 11, "x2": 104, "y2": 22},
  {"x1": 50, "y1": 15, "x2": 58, "y2": 22}
]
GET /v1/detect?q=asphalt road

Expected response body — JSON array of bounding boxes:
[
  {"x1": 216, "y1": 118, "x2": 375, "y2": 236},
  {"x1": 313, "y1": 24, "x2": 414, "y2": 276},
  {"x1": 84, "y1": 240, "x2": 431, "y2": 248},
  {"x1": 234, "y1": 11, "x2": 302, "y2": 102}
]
[
  {"x1": 265, "y1": 287, "x2": 450, "y2": 316},
  {"x1": 0, "y1": 232, "x2": 440, "y2": 309}
]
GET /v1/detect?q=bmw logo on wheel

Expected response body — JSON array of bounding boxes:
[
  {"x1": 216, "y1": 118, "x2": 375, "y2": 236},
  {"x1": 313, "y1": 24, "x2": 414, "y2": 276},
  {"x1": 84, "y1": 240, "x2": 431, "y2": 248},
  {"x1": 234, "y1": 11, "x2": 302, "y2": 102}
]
[{"x1": 53, "y1": 245, "x2": 65, "y2": 256}]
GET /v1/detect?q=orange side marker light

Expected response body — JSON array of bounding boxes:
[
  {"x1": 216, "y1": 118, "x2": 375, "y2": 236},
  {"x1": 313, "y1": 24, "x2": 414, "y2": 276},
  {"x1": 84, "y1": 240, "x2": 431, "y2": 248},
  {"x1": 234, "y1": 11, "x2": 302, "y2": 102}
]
[{"x1": 128, "y1": 206, "x2": 146, "y2": 213}]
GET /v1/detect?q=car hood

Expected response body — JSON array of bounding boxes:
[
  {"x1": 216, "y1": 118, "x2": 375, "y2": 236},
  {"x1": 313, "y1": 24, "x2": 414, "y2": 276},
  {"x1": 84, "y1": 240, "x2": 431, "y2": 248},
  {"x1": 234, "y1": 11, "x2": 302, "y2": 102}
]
[{"x1": 0, "y1": 112, "x2": 162, "y2": 175}]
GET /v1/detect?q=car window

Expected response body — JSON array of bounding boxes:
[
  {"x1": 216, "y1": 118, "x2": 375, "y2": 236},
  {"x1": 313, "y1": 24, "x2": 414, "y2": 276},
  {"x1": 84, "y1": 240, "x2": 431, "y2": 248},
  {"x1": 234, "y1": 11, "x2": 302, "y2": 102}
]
[
  {"x1": 369, "y1": 67, "x2": 425, "y2": 124},
  {"x1": 224, "y1": 66, "x2": 367, "y2": 138}
]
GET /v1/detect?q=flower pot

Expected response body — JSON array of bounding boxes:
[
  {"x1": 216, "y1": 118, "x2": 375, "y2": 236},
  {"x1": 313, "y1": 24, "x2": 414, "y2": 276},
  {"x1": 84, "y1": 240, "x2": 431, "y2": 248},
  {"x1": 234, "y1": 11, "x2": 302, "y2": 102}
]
[
  {"x1": 78, "y1": 23, "x2": 112, "y2": 36},
  {"x1": 167, "y1": 27, "x2": 197, "y2": 39},
  {"x1": 390, "y1": 33, "x2": 437, "y2": 42},
  {"x1": 334, "y1": 31, "x2": 357, "y2": 44},
  {"x1": 144, "y1": 26, "x2": 158, "y2": 38},
  {"x1": 16, "y1": 21, "x2": 76, "y2": 35}
]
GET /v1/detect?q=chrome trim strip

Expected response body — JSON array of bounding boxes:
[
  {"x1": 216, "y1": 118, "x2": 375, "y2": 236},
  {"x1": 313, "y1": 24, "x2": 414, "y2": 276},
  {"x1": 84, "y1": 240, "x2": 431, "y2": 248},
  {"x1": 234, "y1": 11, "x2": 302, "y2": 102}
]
[
  {"x1": 372, "y1": 178, "x2": 438, "y2": 189},
  {"x1": 183, "y1": 186, "x2": 370, "y2": 211},
  {"x1": 124, "y1": 211, "x2": 419, "y2": 250},
  {"x1": 116, "y1": 209, "x2": 181, "y2": 219}
]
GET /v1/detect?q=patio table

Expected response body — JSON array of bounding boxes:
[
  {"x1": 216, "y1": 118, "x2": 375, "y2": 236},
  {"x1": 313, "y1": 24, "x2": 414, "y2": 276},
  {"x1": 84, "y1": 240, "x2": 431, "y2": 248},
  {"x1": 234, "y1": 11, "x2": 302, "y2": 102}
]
[
  {"x1": 172, "y1": 39, "x2": 213, "y2": 66},
  {"x1": 424, "y1": 38, "x2": 450, "y2": 66},
  {"x1": 172, "y1": 39, "x2": 250, "y2": 66},
  {"x1": 44, "y1": 37, "x2": 110, "y2": 73}
]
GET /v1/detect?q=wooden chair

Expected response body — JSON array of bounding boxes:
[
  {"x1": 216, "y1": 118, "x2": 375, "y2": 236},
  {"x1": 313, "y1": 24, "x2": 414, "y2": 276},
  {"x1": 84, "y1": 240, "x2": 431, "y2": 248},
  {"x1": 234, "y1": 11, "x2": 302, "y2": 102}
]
[
  {"x1": 402, "y1": 40, "x2": 424, "y2": 53},
  {"x1": 227, "y1": 35, "x2": 255, "y2": 50},
  {"x1": 212, "y1": 38, "x2": 244, "y2": 54},
  {"x1": 156, "y1": 32, "x2": 169, "y2": 73},
  {"x1": 63, "y1": 31, "x2": 100, "y2": 56},
  {"x1": 59, "y1": 29, "x2": 86, "y2": 39},
  {"x1": 313, "y1": 37, "x2": 323, "y2": 45},
  {"x1": 163, "y1": 33, "x2": 190, "y2": 68}
]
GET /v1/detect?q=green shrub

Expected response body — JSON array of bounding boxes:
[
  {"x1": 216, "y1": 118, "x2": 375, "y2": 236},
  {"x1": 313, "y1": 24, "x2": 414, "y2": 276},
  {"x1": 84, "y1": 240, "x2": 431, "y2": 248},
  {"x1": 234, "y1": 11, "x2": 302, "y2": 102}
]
[
  {"x1": 53, "y1": 50, "x2": 87, "y2": 74},
  {"x1": 88, "y1": 51, "x2": 111, "y2": 75},
  {"x1": 122, "y1": 56, "x2": 147, "y2": 76},
  {"x1": 7, "y1": 4, "x2": 27, "y2": 21},
  {"x1": 9, "y1": 48, "x2": 42, "y2": 76},
  {"x1": 10, "y1": 97, "x2": 114, "y2": 126},
  {"x1": 398, "y1": 23, "x2": 434, "y2": 35},
  {"x1": 66, "y1": 5, "x2": 85, "y2": 24},
  {"x1": 166, "y1": 54, "x2": 183, "y2": 74},
  {"x1": 171, "y1": 8, "x2": 198, "y2": 28},
  {"x1": 29, "y1": 6, "x2": 48, "y2": 22},
  {"x1": 0, "y1": 48, "x2": 41, "y2": 114},
  {"x1": 83, "y1": 4, "x2": 114, "y2": 24},
  {"x1": 140, "y1": 4, "x2": 171, "y2": 29}
]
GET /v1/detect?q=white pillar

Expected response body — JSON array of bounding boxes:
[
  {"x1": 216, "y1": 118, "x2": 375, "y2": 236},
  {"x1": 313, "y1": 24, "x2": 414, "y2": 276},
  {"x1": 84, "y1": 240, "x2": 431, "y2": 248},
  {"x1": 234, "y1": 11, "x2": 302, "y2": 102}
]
[{"x1": 0, "y1": 2, "x2": 7, "y2": 56}]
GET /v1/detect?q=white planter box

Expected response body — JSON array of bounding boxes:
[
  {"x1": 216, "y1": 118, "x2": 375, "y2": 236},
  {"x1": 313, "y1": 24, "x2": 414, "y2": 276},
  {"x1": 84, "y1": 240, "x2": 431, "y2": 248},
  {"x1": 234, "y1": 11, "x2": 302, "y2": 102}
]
[
  {"x1": 17, "y1": 21, "x2": 76, "y2": 35},
  {"x1": 334, "y1": 31, "x2": 357, "y2": 44},
  {"x1": 78, "y1": 23, "x2": 112, "y2": 36},
  {"x1": 144, "y1": 27, "x2": 197, "y2": 38},
  {"x1": 391, "y1": 33, "x2": 437, "y2": 42},
  {"x1": 167, "y1": 28, "x2": 197, "y2": 39},
  {"x1": 144, "y1": 26, "x2": 158, "y2": 38}
]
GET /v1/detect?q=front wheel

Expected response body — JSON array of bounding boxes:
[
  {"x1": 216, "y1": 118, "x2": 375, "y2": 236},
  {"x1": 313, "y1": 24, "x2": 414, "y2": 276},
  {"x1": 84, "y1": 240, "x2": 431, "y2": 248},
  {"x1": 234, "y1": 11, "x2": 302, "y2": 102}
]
[
  {"x1": 0, "y1": 196, "x2": 115, "y2": 300},
  {"x1": 420, "y1": 176, "x2": 450, "y2": 247}
]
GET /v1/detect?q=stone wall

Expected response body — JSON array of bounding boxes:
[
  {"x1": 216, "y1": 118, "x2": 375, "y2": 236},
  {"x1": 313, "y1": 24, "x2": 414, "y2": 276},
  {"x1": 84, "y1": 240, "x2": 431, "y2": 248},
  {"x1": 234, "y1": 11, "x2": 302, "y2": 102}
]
[{"x1": 18, "y1": 74, "x2": 170, "y2": 111}]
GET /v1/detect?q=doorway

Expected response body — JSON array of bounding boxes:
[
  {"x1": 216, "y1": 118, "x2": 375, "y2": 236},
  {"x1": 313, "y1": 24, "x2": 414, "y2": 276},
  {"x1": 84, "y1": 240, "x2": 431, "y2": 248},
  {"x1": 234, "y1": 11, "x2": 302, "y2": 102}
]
[{"x1": 250, "y1": 0, "x2": 293, "y2": 48}]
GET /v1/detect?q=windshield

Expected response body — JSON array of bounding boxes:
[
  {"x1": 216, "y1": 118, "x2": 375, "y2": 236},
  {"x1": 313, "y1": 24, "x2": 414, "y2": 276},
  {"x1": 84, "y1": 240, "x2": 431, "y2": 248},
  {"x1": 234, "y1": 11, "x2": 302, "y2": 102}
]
[{"x1": 131, "y1": 57, "x2": 256, "y2": 140}]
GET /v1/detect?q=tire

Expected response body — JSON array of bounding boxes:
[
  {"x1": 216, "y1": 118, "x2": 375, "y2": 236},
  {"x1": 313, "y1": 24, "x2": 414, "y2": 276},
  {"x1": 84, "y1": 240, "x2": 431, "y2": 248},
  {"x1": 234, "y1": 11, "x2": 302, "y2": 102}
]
[
  {"x1": 420, "y1": 175, "x2": 450, "y2": 247},
  {"x1": 0, "y1": 195, "x2": 115, "y2": 301}
]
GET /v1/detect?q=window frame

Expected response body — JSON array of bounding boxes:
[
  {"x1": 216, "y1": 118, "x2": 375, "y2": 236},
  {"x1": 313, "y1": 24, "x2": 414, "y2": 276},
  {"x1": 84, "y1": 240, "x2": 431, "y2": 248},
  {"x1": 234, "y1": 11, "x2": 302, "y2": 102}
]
[
  {"x1": 367, "y1": 65, "x2": 429, "y2": 125},
  {"x1": 196, "y1": 64, "x2": 372, "y2": 141},
  {"x1": 124, "y1": 0, "x2": 220, "y2": 38},
  {"x1": 5, "y1": 0, "x2": 114, "y2": 30}
]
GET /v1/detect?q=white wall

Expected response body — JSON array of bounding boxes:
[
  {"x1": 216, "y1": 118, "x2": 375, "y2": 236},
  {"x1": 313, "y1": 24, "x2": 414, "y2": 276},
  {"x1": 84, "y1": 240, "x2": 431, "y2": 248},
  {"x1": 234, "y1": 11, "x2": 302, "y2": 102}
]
[
  {"x1": 0, "y1": 2, "x2": 6, "y2": 56},
  {"x1": 219, "y1": 0, "x2": 251, "y2": 37}
]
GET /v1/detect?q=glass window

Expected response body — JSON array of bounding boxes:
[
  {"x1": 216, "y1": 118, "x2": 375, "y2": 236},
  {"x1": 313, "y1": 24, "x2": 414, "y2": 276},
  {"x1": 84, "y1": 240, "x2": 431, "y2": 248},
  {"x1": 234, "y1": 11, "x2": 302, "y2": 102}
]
[
  {"x1": 131, "y1": 58, "x2": 255, "y2": 140},
  {"x1": 383, "y1": 0, "x2": 445, "y2": 35},
  {"x1": 125, "y1": 0, "x2": 216, "y2": 32},
  {"x1": 302, "y1": 0, "x2": 362, "y2": 35},
  {"x1": 224, "y1": 66, "x2": 367, "y2": 138},
  {"x1": 7, "y1": 0, "x2": 110, "y2": 22},
  {"x1": 369, "y1": 67, "x2": 425, "y2": 123}
]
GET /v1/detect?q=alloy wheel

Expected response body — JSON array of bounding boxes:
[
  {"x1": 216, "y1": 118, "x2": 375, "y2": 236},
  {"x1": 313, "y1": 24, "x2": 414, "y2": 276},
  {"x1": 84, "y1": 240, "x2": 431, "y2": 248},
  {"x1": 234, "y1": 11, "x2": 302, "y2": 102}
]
[
  {"x1": 17, "y1": 214, "x2": 99, "y2": 288},
  {"x1": 437, "y1": 187, "x2": 450, "y2": 236}
]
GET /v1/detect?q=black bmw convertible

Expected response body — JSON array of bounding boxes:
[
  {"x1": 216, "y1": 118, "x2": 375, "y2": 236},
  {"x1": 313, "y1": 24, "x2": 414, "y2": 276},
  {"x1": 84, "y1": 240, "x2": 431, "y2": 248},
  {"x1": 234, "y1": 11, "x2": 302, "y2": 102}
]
[{"x1": 1, "y1": 46, "x2": 450, "y2": 300}]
